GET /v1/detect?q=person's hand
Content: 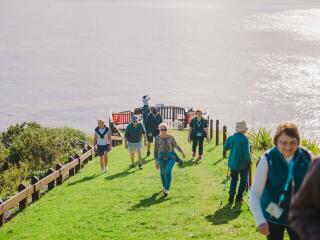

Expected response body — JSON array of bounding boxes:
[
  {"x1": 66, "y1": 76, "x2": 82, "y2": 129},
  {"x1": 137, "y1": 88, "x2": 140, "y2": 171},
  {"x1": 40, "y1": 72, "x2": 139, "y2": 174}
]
[
  {"x1": 182, "y1": 152, "x2": 186, "y2": 158},
  {"x1": 257, "y1": 223, "x2": 269, "y2": 236},
  {"x1": 109, "y1": 145, "x2": 112, "y2": 151},
  {"x1": 187, "y1": 137, "x2": 191, "y2": 143},
  {"x1": 155, "y1": 162, "x2": 159, "y2": 169}
]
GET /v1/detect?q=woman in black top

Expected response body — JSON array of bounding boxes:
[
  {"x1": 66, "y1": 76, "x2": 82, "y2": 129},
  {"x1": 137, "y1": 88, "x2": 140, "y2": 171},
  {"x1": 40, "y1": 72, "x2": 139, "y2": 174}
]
[{"x1": 188, "y1": 109, "x2": 209, "y2": 160}]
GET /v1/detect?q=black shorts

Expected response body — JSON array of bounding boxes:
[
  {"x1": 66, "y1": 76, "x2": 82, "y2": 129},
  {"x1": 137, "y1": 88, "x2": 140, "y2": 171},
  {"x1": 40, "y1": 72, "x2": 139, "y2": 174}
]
[{"x1": 97, "y1": 144, "x2": 109, "y2": 156}]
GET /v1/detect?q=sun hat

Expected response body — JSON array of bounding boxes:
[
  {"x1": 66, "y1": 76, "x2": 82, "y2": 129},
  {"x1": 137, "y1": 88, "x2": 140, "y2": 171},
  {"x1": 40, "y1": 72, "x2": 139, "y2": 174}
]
[{"x1": 235, "y1": 121, "x2": 248, "y2": 133}]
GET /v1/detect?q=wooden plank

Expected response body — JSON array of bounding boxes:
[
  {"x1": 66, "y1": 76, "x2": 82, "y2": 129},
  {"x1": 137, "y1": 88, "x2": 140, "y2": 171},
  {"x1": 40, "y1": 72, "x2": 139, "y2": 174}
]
[
  {"x1": 60, "y1": 159, "x2": 78, "y2": 175},
  {"x1": 0, "y1": 186, "x2": 34, "y2": 214},
  {"x1": 34, "y1": 171, "x2": 60, "y2": 192}
]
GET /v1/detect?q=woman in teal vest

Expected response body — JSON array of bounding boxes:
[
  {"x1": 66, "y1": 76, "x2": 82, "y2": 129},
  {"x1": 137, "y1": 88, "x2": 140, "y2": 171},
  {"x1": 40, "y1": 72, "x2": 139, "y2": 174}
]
[{"x1": 249, "y1": 122, "x2": 312, "y2": 240}]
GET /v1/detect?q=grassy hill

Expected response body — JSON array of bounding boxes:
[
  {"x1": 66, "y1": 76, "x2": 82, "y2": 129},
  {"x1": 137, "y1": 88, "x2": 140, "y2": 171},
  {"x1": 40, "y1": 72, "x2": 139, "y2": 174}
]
[{"x1": 0, "y1": 130, "x2": 273, "y2": 240}]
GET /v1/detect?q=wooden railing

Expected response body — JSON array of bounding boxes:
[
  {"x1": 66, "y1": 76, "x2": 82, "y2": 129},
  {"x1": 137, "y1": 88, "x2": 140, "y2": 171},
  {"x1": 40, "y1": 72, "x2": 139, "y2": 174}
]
[{"x1": 0, "y1": 146, "x2": 94, "y2": 227}]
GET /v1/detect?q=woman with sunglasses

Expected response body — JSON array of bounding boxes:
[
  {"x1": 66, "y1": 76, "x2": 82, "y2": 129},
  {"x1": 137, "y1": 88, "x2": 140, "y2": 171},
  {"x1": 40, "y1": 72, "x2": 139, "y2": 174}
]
[
  {"x1": 154, "y1": 123, "x2": 185, "y2": 196},
  {"x1": 249, "y1": 122, "x2": 312, "y2": 240},
  {"x1": 188, "y1": 109, "x2": 209, "y2": 160}
]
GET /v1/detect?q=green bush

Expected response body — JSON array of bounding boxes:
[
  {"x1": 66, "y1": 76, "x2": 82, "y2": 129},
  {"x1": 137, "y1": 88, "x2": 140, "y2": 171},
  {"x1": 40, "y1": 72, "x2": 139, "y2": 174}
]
[
  {"x1": 302, "y1": 138, "x2": 320, "y2": 155},
  {"x1": 248, "y1": 128, "x2": 273, "y2": 151},
  {"x1": 0, "y1": 123, "x2": 89, "y2": 199}
]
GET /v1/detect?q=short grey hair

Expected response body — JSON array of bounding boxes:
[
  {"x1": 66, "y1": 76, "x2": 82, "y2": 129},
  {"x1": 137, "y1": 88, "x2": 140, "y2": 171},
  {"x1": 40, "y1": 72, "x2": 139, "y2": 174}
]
[{"x1": 159, "y1": 123, "x2": 168, "y2": 130}]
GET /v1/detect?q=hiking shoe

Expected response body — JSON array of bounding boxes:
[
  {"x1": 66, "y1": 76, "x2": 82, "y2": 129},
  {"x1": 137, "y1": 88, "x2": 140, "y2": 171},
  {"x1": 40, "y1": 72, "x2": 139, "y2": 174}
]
[
  {"x1": 147, "y1": 151, "x2": 151, "y2": 157},
  {"x1": 178, "y1": 160, "x2": 184, "y2": 167},
  {"x1": 138, "y1": 164, "x2": 143, "y2": 170},
  {"x1": 163, "y1": 189, "x2": 169, "y2": 196},
  {"x1": 192, "y1": 152, "x2": 196, "y2": 158}
]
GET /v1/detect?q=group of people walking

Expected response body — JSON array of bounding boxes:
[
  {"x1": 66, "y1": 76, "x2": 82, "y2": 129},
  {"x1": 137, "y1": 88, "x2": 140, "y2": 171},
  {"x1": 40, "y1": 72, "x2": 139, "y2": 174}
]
[{"x1": 93, "y1": 95, "x2": 320, "y2": 240}]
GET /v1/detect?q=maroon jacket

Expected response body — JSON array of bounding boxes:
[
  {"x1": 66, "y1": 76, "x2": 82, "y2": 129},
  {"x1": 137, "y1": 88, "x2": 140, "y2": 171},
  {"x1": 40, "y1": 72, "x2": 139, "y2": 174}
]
[{"x1": 289, "y1": 158, "x2": 320, "y2": 240}]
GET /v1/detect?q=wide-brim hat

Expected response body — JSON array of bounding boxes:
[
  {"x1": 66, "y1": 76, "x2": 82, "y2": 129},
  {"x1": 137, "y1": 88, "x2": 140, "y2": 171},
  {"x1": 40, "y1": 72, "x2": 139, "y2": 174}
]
[{"x1": 235, "y1": 121, "x2": 248, "y2": 132}]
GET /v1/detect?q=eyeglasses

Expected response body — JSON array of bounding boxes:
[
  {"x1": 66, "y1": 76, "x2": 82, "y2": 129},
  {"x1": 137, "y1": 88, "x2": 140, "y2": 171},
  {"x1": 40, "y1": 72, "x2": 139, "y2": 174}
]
[
  {"x1": 278, "y1": 140, "x2": 298, "y2": 147},
  {"x1": 160, "y1": 129, "x2": 167, "y2": 132}
]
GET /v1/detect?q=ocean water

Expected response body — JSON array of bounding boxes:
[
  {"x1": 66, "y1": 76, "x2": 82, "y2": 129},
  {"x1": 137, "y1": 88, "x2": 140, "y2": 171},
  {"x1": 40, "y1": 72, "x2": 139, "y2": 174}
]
[{"x1": 1, "y1": 0, "x2": 320, "y2": 138}]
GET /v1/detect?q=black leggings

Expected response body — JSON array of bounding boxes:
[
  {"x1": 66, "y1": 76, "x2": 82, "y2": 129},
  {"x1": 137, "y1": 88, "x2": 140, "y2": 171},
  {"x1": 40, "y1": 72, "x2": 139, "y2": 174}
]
[
  {"x1": 192, "y1": 137, "x2": 204, "y2": 155},
  {"x1": 267, "y1": 222, "x2": 300, "y2": 240}
]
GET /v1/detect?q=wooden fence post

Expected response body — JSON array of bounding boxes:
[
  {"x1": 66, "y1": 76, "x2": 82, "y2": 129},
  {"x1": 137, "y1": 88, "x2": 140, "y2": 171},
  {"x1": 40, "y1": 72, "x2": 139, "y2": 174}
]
[
  {"x1": 31, "y1": 176, "x2": 40, "y2": 202},
  {"x1": 223, "y1": 126, "x2": 227, "y2": 145},
  {"x1": 0, "y1": 199, "x2": 4, "y2": 227},
  {"x1": 55, "y1": 163, "x2": 63, "y2": 186},
  {"x1": 68, "y1": 157, "x2": 75, "y2": 176},
  {"x1": 74, "y1": 153, "x2": 81, "y2": 173},
  {"x1": 216, "y1": 120, "x2": 220, "y2": 146},
  {"x1": 83, "y1": 148, "x2": 88, "y2": 165},
  {"x1": 18, "y1": 184, "x2": 27, "y2": 211},
  {"x1": 210, "y1": 119, "x2": 213, "y2": 142},
  {"x1": 88, "y1": 146, "x2": 93, "y2": 161},
  {"x1": 47, "y1": 168, "x2": 55, "y2": 190}
]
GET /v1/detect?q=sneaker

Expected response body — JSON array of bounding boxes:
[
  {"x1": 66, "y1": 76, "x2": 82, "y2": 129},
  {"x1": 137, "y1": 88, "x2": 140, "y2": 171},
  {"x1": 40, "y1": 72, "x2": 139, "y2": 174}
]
[
  {"x1": 102, "y1": 168, "x2": 106, "y2": 173},
  {"x1": 197, "y1": 155, "x2": 203, "y2": 161},
  {"x1": 147, "y1": 151, "x2": 150, "y2": 157},
  {"x1": 163, "y1": 189, "x2": 169, "y2": 196},
  {"x1": 192, "y1": 152, "x2": 196, "y2": 158},
  {"x1": 138, "y1": 164, "x2": 143, "y2": 170},
  {"x1": 178, "y1": 160, "x2": 184, "y2": 167}
]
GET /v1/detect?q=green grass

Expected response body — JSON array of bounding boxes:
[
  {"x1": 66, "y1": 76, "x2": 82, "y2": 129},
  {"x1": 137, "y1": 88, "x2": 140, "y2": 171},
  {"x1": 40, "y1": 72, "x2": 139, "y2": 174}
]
[{"x1": 0, "y1": 130, "x2": 267, "y2": 240}]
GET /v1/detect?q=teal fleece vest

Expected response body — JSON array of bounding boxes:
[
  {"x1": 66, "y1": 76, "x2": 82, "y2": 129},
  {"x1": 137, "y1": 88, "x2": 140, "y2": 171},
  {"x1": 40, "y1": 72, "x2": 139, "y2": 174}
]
[{"x1": 261, "y1": 147, "x2": 311, "y2": 225}]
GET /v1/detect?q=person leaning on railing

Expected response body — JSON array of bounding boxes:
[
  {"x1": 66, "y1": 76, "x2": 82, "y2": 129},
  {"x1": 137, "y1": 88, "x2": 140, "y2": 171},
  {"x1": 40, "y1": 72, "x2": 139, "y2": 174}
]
[
  {"x1": 289, "y1": 157, "x2": 320, "y2": 240},
  {"x1": 249, "y1": 122, "x2": 312, "y2": 240}
]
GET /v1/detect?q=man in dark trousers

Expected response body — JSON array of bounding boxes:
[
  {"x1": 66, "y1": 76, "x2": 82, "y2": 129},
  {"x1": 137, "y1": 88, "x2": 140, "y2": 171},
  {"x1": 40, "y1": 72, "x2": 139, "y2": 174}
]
[{"x1": 144, "y1": 108, "x2": 163, "y2": 157}]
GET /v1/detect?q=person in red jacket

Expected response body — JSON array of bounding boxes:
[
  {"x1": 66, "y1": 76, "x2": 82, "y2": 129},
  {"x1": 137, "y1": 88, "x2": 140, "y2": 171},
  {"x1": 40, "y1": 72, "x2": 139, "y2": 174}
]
[{"x1": 289, "y1": 157, "x2": 320, "y2": 240}]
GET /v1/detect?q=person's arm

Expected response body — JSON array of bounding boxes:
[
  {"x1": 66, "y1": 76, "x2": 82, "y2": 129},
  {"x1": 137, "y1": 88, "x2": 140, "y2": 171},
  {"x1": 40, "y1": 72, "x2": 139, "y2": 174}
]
[
  {"x1": 243, "y1": 139, "x2": 251, "y2": 166},
  {"x1": 141, "y1": 124, "x2": 147, "y2": 146},
  {"x1": 289, "y1": 159, "x2": 320, "y2": 240},
  {"x1": 93, "y1": 132, "x2": 97, "y2": 150},
  {"x1": 124, "y1": 127, "x2": 129, "y2": 149},
  {"x1": 172, "y1": 137, "x2": 185, "y2": 158},
  {"x1": 249, "y1": 156, "x2": 269, "y2": 236},
  {"x1": 188, "y1": 119, "x2": 194, "y2": 142},
  {"x1": 223, "y1": 137, "x2": 230, "y2": 158},
  {"x1": 154, "y1": 138, "x2": 159, "y2": 169},
  {"x1": 108, "y1": 132, "x2": 112, "y2": 150}
]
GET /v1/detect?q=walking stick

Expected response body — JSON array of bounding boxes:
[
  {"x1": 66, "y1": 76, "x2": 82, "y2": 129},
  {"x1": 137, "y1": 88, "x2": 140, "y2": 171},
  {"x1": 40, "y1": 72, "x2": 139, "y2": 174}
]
[{"x1": 219, "y1": 167, "x2": 230, "y2": 208}]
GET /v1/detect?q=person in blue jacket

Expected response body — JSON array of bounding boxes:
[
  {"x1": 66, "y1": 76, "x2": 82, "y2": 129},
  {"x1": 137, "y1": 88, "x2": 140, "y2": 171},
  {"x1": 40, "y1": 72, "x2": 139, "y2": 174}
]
[{"x1": 223, "y1": 120, "x2": 251, "y2": 203}]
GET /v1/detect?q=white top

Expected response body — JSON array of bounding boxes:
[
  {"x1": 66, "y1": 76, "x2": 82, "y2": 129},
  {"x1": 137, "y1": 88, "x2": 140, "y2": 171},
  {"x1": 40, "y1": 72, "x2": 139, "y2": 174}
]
[
  {"x1": 249, "y1": 155, "x2": 293, "y2": 226},
  {"x1": 142, "y1": 95, "x2": 150, "y2": 106},
  {"x1": 95, "y1": 128, "x2": 110, "y2": 145}
]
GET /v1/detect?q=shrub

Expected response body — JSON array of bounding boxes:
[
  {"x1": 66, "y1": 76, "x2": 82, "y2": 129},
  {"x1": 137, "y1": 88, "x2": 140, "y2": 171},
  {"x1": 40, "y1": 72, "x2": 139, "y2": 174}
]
[
  {"x1": 301, "y1": 138, "x2": 320, "y2": 155},
  {"x1": 248, "y1": 128, "x2": 273, "y2": 151}
]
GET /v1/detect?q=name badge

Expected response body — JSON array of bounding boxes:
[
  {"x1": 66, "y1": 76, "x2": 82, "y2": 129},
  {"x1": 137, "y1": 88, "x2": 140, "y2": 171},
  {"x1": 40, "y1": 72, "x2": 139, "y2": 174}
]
[
  {"x1": 266, "y1": 202, "x2": 284, "y2": 219},
  {"x1": 197, "y1": 132, "x2": 202, "y2": 137}
]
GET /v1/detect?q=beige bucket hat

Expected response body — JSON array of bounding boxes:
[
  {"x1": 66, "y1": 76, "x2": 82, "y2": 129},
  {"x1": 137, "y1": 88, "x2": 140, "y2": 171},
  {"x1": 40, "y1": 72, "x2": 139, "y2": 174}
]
[{"x1": 235, "y1": 120, "x2": 248, "y2": 133}]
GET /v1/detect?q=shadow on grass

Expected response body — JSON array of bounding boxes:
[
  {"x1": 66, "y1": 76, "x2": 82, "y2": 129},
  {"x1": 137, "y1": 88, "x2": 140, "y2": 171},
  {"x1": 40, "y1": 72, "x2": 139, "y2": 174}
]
[
  {"x1": 182, "y1": 158, "x2": 201, "y2": 168},
  {"x1": 105, "y1": 167, "x2": 137, "y2": 181},
  {"x1": 205, "y1": 202, "x2": 243, "y2": 225},
  {"x1": 130, "y1": 192, "x2": 168, "y2": 210},
  {"x1": 68, "y1": 173, "x2": 100, "y2": 186},
  {"x1": 213, "y1": 158, "x2": 225, "y2": 166}
]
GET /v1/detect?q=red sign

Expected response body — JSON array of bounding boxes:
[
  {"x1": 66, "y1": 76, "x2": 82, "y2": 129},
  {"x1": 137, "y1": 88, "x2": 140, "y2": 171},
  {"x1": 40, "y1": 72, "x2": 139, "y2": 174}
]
[{"x1": 112, "y1": 113, "x2": 131, "y2": 124}]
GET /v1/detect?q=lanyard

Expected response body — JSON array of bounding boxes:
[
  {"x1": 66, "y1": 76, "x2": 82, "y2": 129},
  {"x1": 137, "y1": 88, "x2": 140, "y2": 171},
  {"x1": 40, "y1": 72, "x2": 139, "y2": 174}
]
[{"x1": 278, "y1": 159, "x2": 295, "y2": 206}]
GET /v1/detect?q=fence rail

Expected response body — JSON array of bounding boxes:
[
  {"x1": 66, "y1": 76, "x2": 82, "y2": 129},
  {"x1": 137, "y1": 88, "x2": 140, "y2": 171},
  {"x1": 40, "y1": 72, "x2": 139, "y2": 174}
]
[{"x1": 0, "y1": 146, "x2": 94, "y2": 227}]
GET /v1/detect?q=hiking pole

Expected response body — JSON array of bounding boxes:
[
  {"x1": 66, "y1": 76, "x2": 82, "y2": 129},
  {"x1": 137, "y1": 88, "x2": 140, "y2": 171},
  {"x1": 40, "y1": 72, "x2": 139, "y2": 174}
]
[{"x1": 219, "y1": 166, "x2": 230, "y2": 208}]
